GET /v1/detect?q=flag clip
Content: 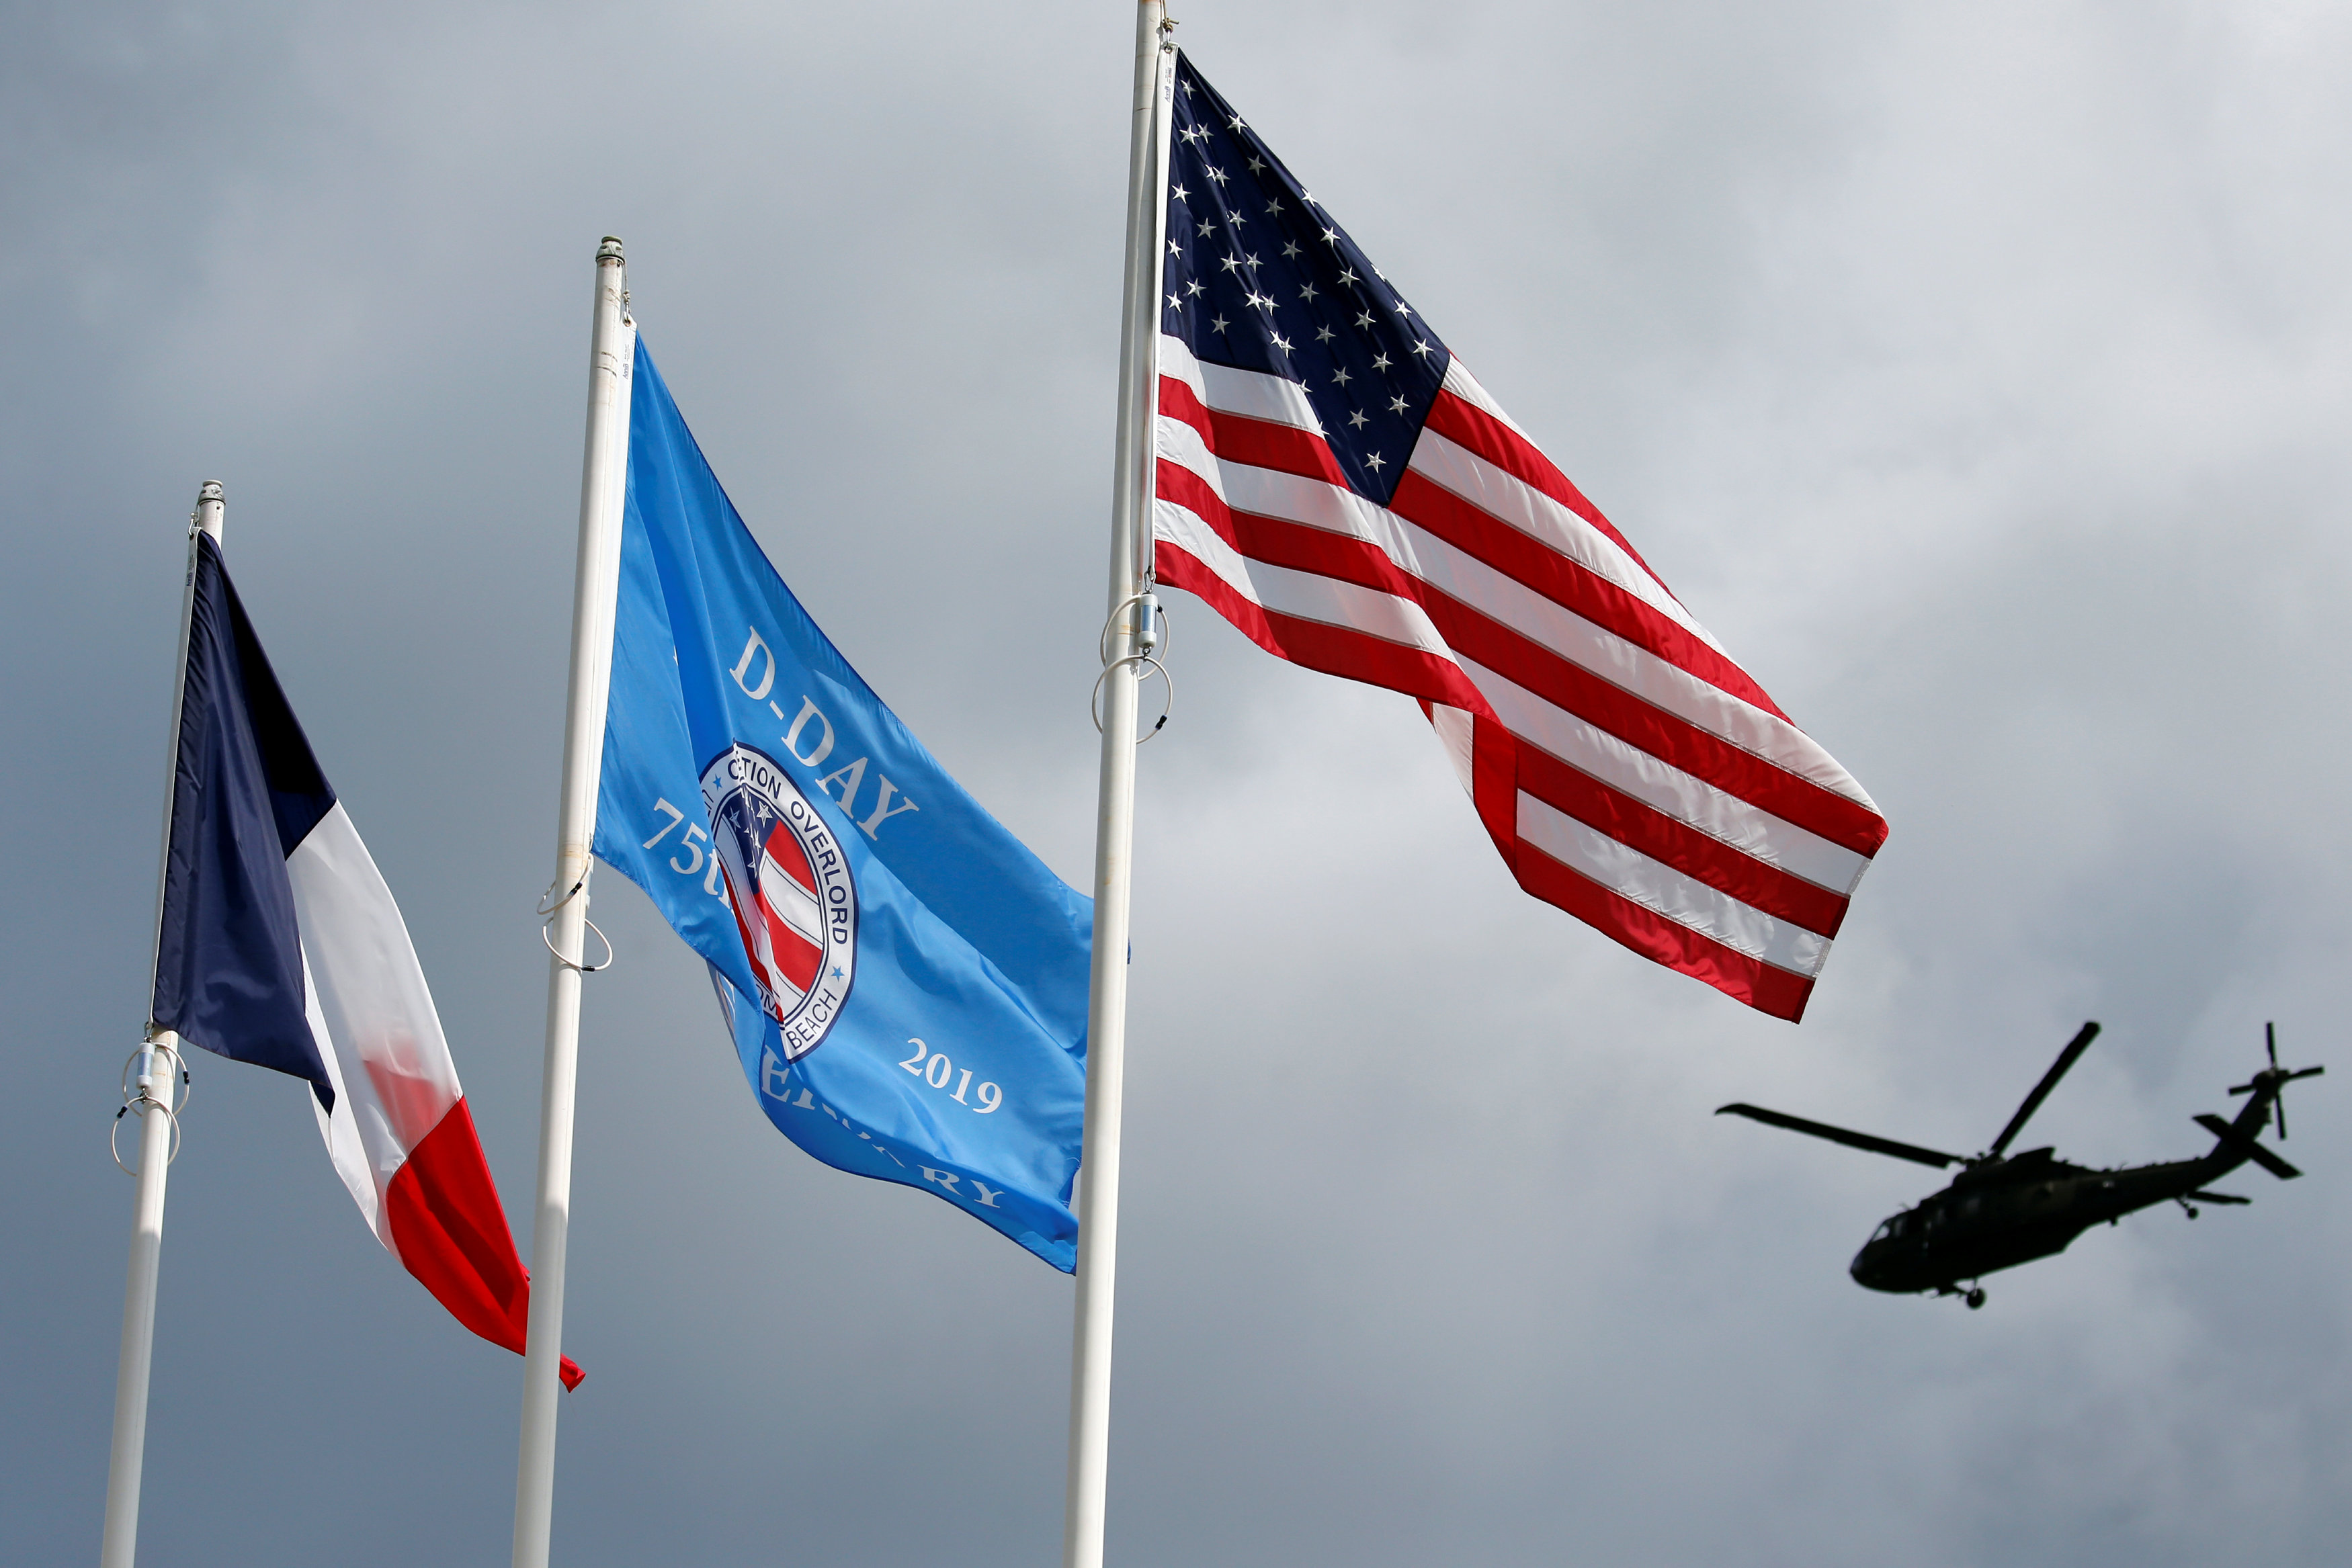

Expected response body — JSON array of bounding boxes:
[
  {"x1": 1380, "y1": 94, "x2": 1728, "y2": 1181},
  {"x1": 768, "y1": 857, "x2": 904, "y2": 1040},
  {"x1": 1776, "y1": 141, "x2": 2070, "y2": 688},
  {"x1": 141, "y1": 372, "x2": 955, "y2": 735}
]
[
  {"x1": 111, "y1": 1041, "x2": 188, "y2": 1176},
  {"x1": 1093, "y1": 593, "x2": 1176, "y2": 741}
]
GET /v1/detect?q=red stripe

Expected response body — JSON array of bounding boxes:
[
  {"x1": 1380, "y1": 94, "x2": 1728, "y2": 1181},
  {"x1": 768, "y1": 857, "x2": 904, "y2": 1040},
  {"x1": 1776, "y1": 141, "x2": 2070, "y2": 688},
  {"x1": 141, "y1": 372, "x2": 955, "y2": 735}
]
[
  {"x1": 384, "y1": 1099, "x2": 584, "y2": 1389},
  {"x1": 1158, "y1": 470, "x2": 1884, "y2": 859},
  {"x1": 760, "y1": 824, "x2": 824, "y2": 994},
  {"x1": 764, "y1": 822, "x2": 816, "y2": 897},
  {"x1": 1388, "y1": 467, "x2": 1788, "y2": 722},
  {"x1": 1159, "y1": 372, "x2": 1214, "y2": 445},
  {"x1": 1512, "y1": 745, "x2": 1849, "y2": 937},
  {"x1": 1155, "y1": 369, "x2": 1878, "y2": 1022},
  {"x1": 1173, "y1": 374, "x2": 1788, "y2": 726},
  {"x1": 1152, "y1": 541, "x2": 1490, "y2": 713},
  {"x1": 1418, "y1": 583, "x2": 1888, "y2": 858},
  {"x1": 1161, "y1": 374, "x2": 1350, "y2": 488},
  {"x1": 1158, "y1": 459, "x2": 1412, "y2": 604},
  {"x1": 1156, "y1": 541, "x2": 1282, "y2": 648},
  {"x1": 1513, "y1": 845, "x2": 1815, "y2": 1022},
  {"x1": 1154, "y1": 460, "x2": 1241, "y2": 552},
  {"x1": 764, "y1": 910, "x2": 823, "y2": 994},
  {"x1": 1423, "y1": 389, "x2": 1669, "y2": 594},
  {"x1": 722, "y1": 877, "x2": 777, "y2": 1003}
]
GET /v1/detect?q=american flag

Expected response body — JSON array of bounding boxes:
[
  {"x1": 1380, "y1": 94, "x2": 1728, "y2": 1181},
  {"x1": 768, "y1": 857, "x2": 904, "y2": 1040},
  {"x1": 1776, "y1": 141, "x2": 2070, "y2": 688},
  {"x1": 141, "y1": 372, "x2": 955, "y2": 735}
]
[{"x1": 1150, "y1": 52, "x2": 1888, "y2": 1021}]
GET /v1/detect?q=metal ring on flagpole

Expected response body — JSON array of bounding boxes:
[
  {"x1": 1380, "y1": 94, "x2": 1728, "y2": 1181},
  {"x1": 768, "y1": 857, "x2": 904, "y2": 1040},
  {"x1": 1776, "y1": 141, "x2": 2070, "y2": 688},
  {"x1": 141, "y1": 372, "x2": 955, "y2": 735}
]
[
  {"x1": 111, "y1": 1108, "x2": 183, "y2": 1175},
  {"x1": 536, "y1": 874, "x2": 587, "y2": 918},
  {"x1": 542, "y1": 913, "x2": 614, "y2": 973},
  {"x1": 112, "y1": 1043, "x2": 187, "y2": 1176},
  {"x1": 1090, "y1": 654, "x2": 1175, "y2": 742},
  {"x1": 116, "y1": 1041, "x2": 190, "y2": 1119}
]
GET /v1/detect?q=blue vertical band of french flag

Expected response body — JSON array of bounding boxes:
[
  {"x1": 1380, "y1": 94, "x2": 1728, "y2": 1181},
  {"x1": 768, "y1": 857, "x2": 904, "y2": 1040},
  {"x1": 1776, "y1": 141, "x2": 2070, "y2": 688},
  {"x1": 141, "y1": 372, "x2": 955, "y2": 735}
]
[
  {"x1": 592, "y1": 335, "x2": 1093, "y2": 1271},
  {"x1": 149, "y1": 532, "x2": 581, "y2": 1388}
]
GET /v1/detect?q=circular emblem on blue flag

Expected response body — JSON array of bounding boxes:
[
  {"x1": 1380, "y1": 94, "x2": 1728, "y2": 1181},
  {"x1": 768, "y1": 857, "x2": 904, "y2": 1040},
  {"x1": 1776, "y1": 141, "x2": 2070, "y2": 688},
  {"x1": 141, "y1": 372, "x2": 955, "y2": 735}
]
[{"x1": 700, "y1": 744, "x2": 857, "y2": 1060}]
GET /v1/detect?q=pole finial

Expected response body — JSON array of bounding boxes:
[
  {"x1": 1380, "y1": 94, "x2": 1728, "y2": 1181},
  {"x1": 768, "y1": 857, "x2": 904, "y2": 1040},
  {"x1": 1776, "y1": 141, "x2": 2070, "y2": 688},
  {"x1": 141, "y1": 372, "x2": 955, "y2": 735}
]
[
  {"x1": 596, "y1": 236, "x2": 625, "y2": 264},
  {"x1": 196, "y1": 480, "x2": 223, "y2": 505}
]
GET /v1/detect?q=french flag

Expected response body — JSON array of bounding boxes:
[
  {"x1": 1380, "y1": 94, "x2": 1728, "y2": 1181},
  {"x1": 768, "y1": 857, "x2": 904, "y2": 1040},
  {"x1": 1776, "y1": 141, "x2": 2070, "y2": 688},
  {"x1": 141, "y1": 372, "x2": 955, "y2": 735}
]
[{"x1": 149, "y1": 530, "x2": 580, "y2": 1389}]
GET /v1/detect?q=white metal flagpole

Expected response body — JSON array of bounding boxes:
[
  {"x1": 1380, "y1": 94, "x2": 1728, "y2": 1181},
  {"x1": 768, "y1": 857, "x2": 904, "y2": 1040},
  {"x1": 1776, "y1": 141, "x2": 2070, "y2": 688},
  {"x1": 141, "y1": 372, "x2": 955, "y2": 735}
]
[
  {"x1": 100, "y1": 479, "x2": 222, "y2": 1568},
  {"x1": 512, "y1": 236, "x2": 634, "y2": 1568},
  {"x1": 1062, "y1": 8, "x2": 1174, "y2": 1567}
]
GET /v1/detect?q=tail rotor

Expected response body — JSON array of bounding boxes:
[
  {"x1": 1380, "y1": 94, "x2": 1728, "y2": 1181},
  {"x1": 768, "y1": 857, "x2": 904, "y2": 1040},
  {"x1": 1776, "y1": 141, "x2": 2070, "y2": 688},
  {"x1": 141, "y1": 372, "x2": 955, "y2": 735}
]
[{"x1": 2228, "y1": 1022, "x2": 2325, "y2": 1139}]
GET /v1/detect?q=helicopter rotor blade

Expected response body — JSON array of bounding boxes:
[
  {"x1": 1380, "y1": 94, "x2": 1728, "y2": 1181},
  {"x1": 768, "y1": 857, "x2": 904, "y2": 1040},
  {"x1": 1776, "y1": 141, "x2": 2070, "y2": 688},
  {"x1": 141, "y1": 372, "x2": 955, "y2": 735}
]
[
  {"x1": 2222, "y1": 1069, "x2": 2320, "y2": 1094},
  {"x1": 2267, "y1": 1021, "x2": 2279, "y2": 1072},
  {"x1": 1987, "y1": 1021, "x2": 2101, "y2": 1159},
  {"x1": 1714, "y1": 1104, "x2": 1963, "y2": 1168}
]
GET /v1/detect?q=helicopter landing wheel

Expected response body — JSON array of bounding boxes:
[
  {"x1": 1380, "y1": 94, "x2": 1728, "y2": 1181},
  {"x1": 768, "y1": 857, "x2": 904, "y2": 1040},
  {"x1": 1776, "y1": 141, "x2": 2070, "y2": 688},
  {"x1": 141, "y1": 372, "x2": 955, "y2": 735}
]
[{"x1": 1964, "y1": 1287, "x2": 1986, "y2": 1311}]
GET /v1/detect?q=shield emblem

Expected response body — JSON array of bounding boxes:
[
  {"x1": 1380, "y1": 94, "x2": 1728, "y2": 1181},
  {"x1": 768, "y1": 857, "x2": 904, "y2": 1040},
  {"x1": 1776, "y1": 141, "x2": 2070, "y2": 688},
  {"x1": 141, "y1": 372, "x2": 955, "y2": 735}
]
[{"x1": 700, "y1": 744, "x2": 857, "y2": 1058}]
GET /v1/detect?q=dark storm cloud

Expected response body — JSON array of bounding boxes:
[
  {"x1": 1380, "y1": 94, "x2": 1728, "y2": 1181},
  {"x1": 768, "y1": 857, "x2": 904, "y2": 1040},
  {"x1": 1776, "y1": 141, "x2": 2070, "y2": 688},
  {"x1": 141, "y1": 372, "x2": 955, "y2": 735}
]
[{"x1": 5, "y1": 3, "x2": 2349, "y2": 1565}]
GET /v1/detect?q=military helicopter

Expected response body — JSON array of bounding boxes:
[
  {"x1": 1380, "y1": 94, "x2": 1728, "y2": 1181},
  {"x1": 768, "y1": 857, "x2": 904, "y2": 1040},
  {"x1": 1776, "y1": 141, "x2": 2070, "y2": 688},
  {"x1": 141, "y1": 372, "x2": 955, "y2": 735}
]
[{"x1": 1716, "y1": 1022, "x2": 2322, "y2": 1308}]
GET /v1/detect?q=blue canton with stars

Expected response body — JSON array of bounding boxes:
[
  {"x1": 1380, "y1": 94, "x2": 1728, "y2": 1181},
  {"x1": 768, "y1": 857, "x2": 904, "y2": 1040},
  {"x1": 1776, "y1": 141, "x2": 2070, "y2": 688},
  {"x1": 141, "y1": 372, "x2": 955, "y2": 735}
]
[{"x1": 1162, "y1": 53, "x2": 1453, "y2": 508}]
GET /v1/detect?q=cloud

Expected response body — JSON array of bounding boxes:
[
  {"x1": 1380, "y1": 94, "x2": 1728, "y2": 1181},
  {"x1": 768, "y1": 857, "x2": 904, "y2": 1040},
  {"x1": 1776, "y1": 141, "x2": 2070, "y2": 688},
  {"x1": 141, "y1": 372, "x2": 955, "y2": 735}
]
[{"x1": 5, "y1": 3, "x2": 2349, "y2": 1565}]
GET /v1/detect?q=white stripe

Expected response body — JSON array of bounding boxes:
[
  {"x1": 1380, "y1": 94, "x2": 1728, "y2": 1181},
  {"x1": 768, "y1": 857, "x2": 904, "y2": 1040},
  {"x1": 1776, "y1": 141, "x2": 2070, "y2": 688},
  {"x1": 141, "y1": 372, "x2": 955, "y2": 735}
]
[
  {"x1": 1157, "y1": 329, "x2": 1208, "y2": 406},
  {"x1": 1161, "y1": 332, "x2": 1321, "y2": 432},
  {"x1": 303, "y1": 944, "x2": 388, "y2": 1247},
  {"x1": 1516, "y1": 793, "x2": 1830, "y2": 976},
  {"x1": 762, "y1": 849, "x2": 824, "y2": 947},
  {"x1": 1156, "y1": 497, "x2": 1264, "y2": 606},
  {"x1": 1154, "y1": 414, "x2": 1228, "y2": 506},
  {"x1": 1157, "y1": 490, "x2": 1458, "y2": 665},
  {"x1": 1406, "y1": 425, "x2": 1721, "y2": 650},
  {"x1": 1428, "y1": 703, "x2": 1478, "y2": 799},
  {"x1": 1437, "y1": 359, "x2": 1694, "y2": 619},
  {"x1": 1200, "y1": 459, "x2": 1424, "y2": 568},
  {"x1": 1165, "y1": 444, "x2": 1878, "y2": 815},
  {"x1": 1394, "y1": 518, "x2": 1872, "y2": 810},
  {"x1": 1463, "y1": 654, "x2": 1865, "y2": 894},
  {"x1": 1241, "y1": 560, "x2": 1456, "y2": 661},
  {"x1": 286, "y1": 802, "x2": 464, "y2": 1253}
]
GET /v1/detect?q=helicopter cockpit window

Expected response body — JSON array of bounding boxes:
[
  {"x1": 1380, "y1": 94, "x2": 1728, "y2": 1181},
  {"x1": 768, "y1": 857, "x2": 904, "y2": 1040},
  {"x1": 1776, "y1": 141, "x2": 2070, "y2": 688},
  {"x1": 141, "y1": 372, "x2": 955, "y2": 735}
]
[{"x1": 1872, "y1": 1219, "x2": 1894, "y2": 1242}]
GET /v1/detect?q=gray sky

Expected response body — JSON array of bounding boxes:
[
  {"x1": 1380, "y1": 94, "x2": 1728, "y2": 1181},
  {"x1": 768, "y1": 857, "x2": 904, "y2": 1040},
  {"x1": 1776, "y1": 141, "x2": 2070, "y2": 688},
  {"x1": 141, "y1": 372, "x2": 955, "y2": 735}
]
[{"x1": 6, "y1": 2, "x2": 2350, "y2": 1563}]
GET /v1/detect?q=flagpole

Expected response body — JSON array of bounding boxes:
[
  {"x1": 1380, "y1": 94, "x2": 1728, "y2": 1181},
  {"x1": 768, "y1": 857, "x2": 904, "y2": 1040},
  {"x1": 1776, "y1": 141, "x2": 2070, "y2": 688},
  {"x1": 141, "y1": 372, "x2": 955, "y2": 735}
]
[
  {"x1": 1063, "y1": 9, "x2": 1174, "y2": 1568},
  {"x1": 99, "y1": 480, "x2": 222, "y2": 1568},
  {"x1": 513, "y1": 236, "x2": 633, "y2": 1568}
]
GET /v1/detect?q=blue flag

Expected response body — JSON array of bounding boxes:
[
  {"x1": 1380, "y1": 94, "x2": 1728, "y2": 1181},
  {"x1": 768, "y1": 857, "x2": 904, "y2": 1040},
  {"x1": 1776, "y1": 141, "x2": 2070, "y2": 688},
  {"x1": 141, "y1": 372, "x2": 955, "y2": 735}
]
[{"x1": 593, "y1": 338, "x2": 1092, "y2": 1270}]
